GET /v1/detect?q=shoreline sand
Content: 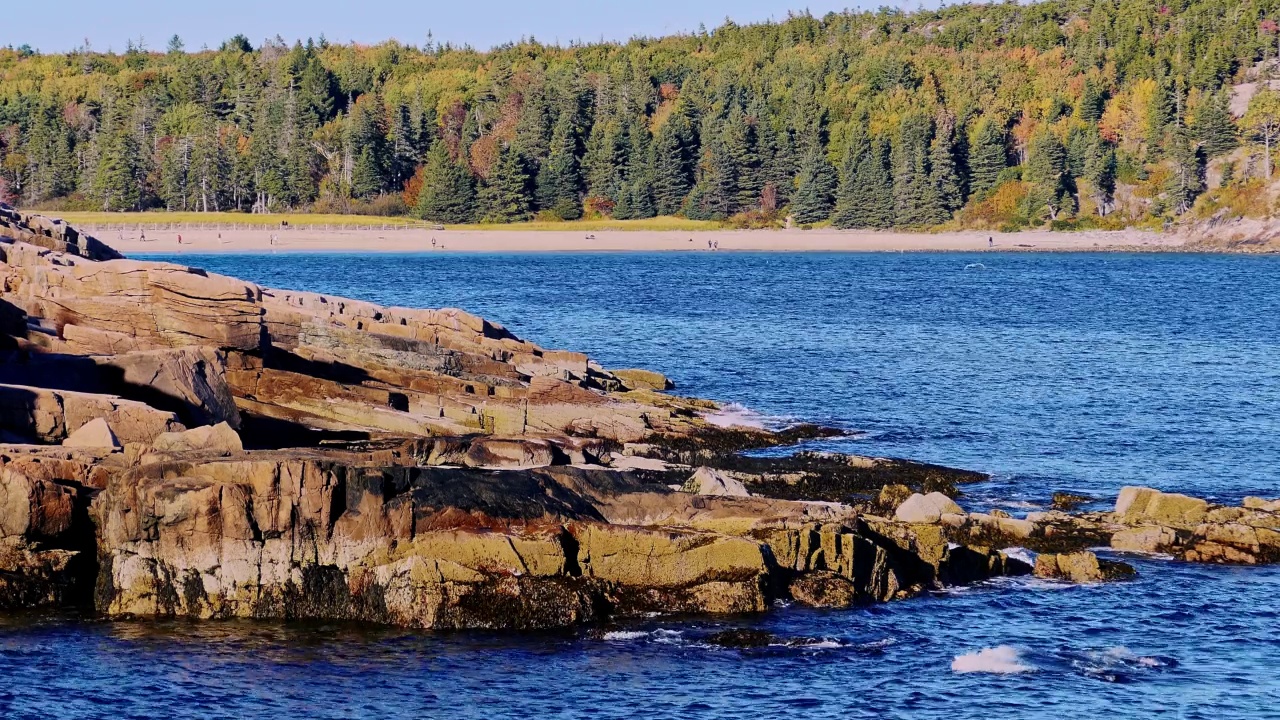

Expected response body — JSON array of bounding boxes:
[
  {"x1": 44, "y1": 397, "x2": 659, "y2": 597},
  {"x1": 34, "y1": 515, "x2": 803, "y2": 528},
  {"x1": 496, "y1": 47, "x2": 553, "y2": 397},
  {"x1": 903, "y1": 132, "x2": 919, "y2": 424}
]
[{"x1": 100, "y1": 226, "x2": 1186, "y2": 255}]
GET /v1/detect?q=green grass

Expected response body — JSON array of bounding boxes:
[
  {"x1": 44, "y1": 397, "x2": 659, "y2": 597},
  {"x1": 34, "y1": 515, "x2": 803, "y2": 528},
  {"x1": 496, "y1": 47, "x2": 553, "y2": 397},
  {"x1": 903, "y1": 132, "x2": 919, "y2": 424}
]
[
  {"x1": 449, "y1": 216, "x2": 723, "y2": 232},
  {"x1": 50, "y1": 211, "x2": 428, "y2": 228},
  {"x1": 46, "y1": 211, "x2": 724, "y2": 232}
]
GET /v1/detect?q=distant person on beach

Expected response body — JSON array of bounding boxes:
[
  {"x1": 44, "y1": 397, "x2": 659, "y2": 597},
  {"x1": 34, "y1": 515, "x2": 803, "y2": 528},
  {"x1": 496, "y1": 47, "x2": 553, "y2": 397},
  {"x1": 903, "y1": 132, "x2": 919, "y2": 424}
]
[
  {"x1": 139, "y1": 230, "x2": 146, "y2": 242},
  {"x1": 432, "y1": 237, "x2": 437, "y2": 248},
  {"x1": 988, "y1": 237, "x2": 993, "y2": 247},
  {"x1": 177, "y1": 234, "x2": 183, "y2": 245}
]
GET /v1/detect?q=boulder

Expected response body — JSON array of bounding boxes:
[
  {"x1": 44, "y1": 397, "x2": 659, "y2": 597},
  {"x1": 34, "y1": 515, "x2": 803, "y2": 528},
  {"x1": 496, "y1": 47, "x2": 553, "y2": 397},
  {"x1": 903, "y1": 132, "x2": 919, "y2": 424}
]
[
  {"x1": 0, "y1": 384, "x2": 184, "y2": 445},
  {"x1": 149, "y1": 422, "x2": 243, "y2": 457},
  {"x1": 789, "y1": 571, "x2": 861, "y2": 608},
  {"x1": 1110, "y1": 525, "x2": 1178, "y2": 554},
  {"x1": 1033, "y1": 551, "x2": 1134, "y2": 583},
  {"x1": 876, "y1": 483, "x2": 913, "y2": 513},
  {"x1": 61, "y1": 418, "x2": 120, "y2": 450},
  {"x1": 682, "y1": 467, "x2": 751, "y2": 497},
  {"x1": 1244, "y1": 496, "x2": 1280, "y2": 513},
  {"x1": 895, "y1": 492, "x2": 964, "y2": 524},
  {"x1": 612, "y1": 368, "x2": 674, "y2": 391},
  {"x1": 1051, "y1": 492, "x2": 1093, "y2": 511},
  {"x1": 1115, "y1": 486, "x2": 1209, "y2": 526}
]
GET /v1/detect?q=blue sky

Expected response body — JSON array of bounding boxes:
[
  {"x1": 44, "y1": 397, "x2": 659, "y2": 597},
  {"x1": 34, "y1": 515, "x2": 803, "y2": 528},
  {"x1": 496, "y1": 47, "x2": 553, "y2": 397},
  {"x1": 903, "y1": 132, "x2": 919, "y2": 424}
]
[{"x1": 1, "y1": 1, "x2": 896, "y2": 53}]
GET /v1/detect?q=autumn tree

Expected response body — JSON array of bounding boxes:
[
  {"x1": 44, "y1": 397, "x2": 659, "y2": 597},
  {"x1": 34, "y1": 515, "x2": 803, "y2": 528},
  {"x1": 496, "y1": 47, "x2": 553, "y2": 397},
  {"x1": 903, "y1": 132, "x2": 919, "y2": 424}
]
[{"x1": 1242, "y1": 89, "x2": 1280, "y2": 179}]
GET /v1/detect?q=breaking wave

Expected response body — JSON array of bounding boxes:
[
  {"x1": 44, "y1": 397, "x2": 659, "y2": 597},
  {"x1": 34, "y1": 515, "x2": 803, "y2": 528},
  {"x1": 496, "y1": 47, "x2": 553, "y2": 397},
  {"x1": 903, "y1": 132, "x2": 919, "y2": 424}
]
[
  {"x1": 703, "y1": 402, "x2": 795, "y2": 430},
  {"x1": 951, "y1": 646, "x2": 1035, "y2": 674}
]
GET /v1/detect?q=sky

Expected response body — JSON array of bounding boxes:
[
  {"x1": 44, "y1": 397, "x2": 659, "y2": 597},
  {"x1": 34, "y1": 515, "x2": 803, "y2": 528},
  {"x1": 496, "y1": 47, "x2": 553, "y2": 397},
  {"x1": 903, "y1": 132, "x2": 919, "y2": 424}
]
[{"x1": 0, "y1": 0, "x2": 903, "y2": 54}]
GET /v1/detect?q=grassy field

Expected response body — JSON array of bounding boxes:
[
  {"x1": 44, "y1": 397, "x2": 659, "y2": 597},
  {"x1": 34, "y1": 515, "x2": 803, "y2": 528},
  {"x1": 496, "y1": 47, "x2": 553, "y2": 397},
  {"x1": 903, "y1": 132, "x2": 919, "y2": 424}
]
[{"x1": 46, "y1": 211, "x2": 724, "y2": 232}]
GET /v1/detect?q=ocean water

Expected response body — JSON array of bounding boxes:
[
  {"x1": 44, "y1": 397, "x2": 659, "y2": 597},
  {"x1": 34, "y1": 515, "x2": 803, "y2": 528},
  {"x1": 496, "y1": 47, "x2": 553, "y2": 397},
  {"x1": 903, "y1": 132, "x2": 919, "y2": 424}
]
[{"x1": 5, "y1": 251, "x2": 1277, "y2": 719}]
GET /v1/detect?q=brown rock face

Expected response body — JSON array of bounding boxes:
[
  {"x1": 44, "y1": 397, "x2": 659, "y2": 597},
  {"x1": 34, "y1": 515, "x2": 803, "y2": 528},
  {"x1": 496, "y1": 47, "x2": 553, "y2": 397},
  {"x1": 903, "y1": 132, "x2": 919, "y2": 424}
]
[
  {"x1": 1033, "y1": 551, "x2": 1134, "y2": 583},
  {"x1": 0, "y1": 214, "x2": 1044, "y2": 627},
  {"x1": 0, "y1": 384, "x2": 185, "y2": 445}
]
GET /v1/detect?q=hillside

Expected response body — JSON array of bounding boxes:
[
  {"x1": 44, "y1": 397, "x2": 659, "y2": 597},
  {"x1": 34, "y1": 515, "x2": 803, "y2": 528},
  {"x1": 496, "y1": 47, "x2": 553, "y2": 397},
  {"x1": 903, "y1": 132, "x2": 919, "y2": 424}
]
[{"x1": 4, "y1": 0, "x2": 1280, "y2": 234}]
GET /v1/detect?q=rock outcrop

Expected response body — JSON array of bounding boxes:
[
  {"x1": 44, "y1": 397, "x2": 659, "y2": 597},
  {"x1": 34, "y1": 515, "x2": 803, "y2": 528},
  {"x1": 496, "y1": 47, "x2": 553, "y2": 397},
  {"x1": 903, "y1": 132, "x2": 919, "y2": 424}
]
[
  {"x1": 0, "y1": 211, "x2": 1035, "y2": 629},
  {"x1": 5, "y1": 210, "x2": 1267, "y2": 632},
  {"x1": 1033, "y1": 551, "x2": 1134, "y2": 583}
]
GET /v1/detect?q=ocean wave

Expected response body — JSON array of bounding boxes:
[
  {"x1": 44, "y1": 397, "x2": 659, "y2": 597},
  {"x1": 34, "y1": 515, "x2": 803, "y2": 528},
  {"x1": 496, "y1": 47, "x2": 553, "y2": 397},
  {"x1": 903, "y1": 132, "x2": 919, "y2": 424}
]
[
  {"x1": 1069, "y1": 646, "x2": 1176, "y2": 681},
  {"x1": 1002, "y1": 547, "x2": 1037, "y2": 567},
  {"x1": 601, "y1": 630, "x2": 650, "y2": 641},
  {"x1": 951, "y1": 645, "x2": 1035, "y2": 674},
  {"x1": 703, "y1": 403, "x2": 795, "y2": 430}
]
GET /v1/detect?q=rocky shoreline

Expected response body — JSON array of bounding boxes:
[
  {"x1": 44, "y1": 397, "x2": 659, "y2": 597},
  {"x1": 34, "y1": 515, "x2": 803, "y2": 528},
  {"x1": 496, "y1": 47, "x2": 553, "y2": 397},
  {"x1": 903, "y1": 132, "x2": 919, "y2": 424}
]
[{"x1": 1, "y1": 204, "x2": 1277, "y2": 631}]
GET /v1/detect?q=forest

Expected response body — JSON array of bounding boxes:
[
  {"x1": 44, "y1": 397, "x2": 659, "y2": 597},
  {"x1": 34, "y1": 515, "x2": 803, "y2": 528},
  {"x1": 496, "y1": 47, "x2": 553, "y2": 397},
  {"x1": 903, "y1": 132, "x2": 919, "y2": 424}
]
[{"x1": 3, "y1": 0, "x2": 1280, "y2": 230}]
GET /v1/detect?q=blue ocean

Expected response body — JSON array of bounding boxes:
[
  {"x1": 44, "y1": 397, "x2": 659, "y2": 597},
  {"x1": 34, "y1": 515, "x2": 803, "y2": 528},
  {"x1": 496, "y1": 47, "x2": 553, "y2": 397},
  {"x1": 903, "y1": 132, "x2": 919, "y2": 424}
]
[{"x1": 5, "y1": 251, "x2": 1277, "y2": 719}]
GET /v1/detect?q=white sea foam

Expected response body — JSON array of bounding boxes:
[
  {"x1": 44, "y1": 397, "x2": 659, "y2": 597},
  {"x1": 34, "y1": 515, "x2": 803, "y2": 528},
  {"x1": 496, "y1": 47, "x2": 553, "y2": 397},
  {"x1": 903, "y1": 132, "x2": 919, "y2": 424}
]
[
  {"x1": 703, "y1": 403, "x2": 796, "y2": 430},
  {"x1": 601, "y1": 630, "x2": 650, "y2": 641},
  {"x1": 1089, "y1": 646, "x2": 1167, "y2": 668},
  {"x1": 951, "y1": 645, "x2": 1035, "y2": 674},
  {"x1": 1002, "y1": 546, "x2": 1037, "y2": 566},
  {"x1": 771, "y1": 637, "x2": 846, "y2": 650}
]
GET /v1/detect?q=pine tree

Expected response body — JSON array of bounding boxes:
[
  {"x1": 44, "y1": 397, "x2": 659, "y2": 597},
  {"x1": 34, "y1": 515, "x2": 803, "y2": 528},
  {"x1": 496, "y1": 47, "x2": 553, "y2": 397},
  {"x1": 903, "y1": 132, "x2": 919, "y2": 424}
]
[
  {"x1": 931, "y1": 112, "x2": 963, "y2": 213},
  {"x1": 415, "y1": 143, "x2": 476, "y2": 223},
  {"x1": 650, "y1": 111, "x2": 692, "y2": 215},
  {"x1": 536, "y1": 108, "x2": 583, "y2": 219},
  {"x1": 1193, "y1": 92, "x2": 1239, "y2": 159},
  {"x1": 790, "y1": 142, "x2": 837, "y2": 224},
  {"x1": 94, "y1": 111, "x2": 143, "y2": 211},
  {"x1": 1077, "y1": 79, "x2": 1104, "y2": 123},
  {"x1": 892, "y1": 112, "x2": 944, "y2": 226},
  {"x1": 478, "y1": 144, "x2": 531, "y2": 223},
  {"x1": 1082, "y1": 134, "x2": 1116, "y2": 216},
  {"x1": 1165, "y1": 125, "x2": 1204, "y2": 215},
  {"x1": 833, "y1": 128, "x2": 894, "y2": 229},
  {"x1": 1144, "y1": 78, "x2": 1173, "y2": 157},
  {"x1": 685, "y1": 121, "x2": 739, "y2": 220},
  {"x1": 1024, "y1": 129, "x2": 1072, "y2": 221},
  {"x1": 968, "y1": 118, "x2": 1007, "y2": 199},
  {"x1": 583, "y1": 120, "x2": 622, "y2": 202}
]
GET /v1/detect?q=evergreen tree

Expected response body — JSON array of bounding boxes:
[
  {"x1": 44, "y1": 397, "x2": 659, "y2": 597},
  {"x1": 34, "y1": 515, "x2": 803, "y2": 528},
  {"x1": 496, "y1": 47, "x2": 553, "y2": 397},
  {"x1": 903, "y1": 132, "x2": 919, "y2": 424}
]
[
  {"x1": 478, "y1": 144, "x2": 531, "y2": 223},
  {"x1": 834, "y1": 129, "x2": 894, "y2": 229},
  {"x1": 968, "y1": 118, "x2": 1007, "y2": 199},
  {"x1": 1077, "y1": 78, "x2": 1105, "y2": 123},
  {"x1": 1192, "y1": 92, "x2": 1238, "y2": 159},
  {"x1": 415, "y1": 144, "x2": 476, "y2": 223},
  {"x1": 94, "y1": 110, "x2": 144, "y2": 212},
  {"x1": 536, "y1": 108, "x2": 583, "y2": 219},
  {"x1": 790, "y1": 142, "x2": 837, "y2": 224},
  {"x1": 892, "y1": 112, "x2": 944, "y2": 226},
  {"x1": 931, "y1": 112, "x2": 963, "y2": 213},
  {"x1": 1165, "y1": 125, "x2": 1204, "y2": 215},
  {"x1": 351, "y1": 147, "x2": 383, "y2": 199},
  {"x1": 1024, "y1": 129, "x2": 1072, "y2": 221},
  {"x1": 583, "y1": 120, "x2": 622, "y2": 202},
  {"x1": 650, "y1": 111, "x2": 693, "y2": 215},
  {"x1": 1082, "y1": 132, "x2": 1116, "y2": 216}
]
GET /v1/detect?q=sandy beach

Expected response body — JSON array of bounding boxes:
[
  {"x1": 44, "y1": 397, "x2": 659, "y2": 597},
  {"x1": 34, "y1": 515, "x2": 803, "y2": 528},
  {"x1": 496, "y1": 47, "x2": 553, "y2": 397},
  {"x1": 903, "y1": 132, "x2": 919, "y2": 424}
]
[{"x1": 99, "y1": 226, "x2": 1183, "y2": 255}]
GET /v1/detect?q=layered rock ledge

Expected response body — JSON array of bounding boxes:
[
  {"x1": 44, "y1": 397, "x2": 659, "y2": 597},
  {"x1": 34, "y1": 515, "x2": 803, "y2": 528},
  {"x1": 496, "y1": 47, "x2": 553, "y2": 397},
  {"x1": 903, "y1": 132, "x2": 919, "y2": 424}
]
[{"x1": 1, "y1": 206, "x2": 1268, "y2": 630}]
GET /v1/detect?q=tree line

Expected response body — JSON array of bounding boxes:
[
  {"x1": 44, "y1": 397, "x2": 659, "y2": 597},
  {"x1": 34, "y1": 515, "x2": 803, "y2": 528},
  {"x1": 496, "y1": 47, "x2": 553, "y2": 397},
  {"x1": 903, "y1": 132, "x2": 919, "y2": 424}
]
[{"x1": 3, "y1": 0, "x2": 1280, "y2": 229}]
